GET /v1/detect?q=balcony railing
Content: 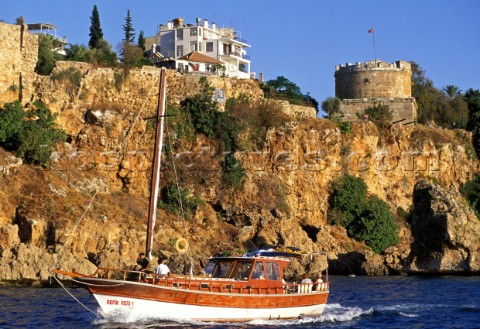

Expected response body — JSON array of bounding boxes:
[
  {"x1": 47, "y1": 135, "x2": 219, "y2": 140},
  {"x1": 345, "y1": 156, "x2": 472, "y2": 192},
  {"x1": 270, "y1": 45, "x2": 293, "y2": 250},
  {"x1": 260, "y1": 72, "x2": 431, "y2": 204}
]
[{"x1": 221, "y1": 51, "x2": 250, "y2": 60}]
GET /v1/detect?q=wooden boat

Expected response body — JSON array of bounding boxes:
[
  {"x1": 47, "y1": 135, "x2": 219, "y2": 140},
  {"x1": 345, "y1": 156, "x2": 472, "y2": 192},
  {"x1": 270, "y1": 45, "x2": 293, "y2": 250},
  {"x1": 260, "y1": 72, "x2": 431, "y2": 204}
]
[{"x1": 53, "y1": 68, "x2": 329, "y2": 322}]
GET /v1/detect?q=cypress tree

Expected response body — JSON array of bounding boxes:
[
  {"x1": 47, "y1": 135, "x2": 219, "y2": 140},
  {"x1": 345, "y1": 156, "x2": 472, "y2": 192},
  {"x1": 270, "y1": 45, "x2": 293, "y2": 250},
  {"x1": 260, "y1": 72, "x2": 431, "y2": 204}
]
[
  {"x1": 88, "y1": 5, "x2": 103, "y2": 49},
  {"x1": 138, "y1": 30, "x2": 146, "y2": 51},
  {"x1": 123, "y1": 10, "x2": 135, "y2": 43}
]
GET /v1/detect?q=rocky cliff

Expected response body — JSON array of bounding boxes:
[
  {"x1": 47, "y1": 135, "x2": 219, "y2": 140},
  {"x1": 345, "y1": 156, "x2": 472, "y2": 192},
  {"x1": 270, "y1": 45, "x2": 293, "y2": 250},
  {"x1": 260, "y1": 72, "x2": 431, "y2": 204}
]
[{"x1": 1, "y1": 61, "x2": 480, "y2": 282}]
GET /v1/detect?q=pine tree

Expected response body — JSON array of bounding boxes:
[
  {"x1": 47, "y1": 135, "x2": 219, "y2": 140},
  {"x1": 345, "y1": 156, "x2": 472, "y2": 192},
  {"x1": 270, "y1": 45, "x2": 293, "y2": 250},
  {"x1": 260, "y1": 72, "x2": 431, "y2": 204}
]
[
  {"x1": 123, "y1": 9, "x2": 135, "y2": 43},
  {"x1": 138, "y1": 30, "x2": 145, "y2": 51},
  {"x1": 88, "y1": 5, "x2": 103, "y2": 49}
]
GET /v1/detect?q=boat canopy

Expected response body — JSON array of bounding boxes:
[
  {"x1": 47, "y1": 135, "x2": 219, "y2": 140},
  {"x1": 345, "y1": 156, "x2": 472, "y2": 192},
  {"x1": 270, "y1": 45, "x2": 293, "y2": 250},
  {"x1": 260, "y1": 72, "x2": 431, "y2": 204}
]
[{"x1": 205, "y1": 257, "x2": 285, "y2": 281}]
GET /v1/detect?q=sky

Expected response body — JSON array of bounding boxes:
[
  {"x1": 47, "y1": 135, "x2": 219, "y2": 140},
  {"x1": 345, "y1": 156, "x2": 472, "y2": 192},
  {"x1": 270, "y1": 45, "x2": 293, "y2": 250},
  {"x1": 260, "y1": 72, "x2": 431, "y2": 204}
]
[{"x1": 3, "y1": 0, "x2": 480, "y2": 114}]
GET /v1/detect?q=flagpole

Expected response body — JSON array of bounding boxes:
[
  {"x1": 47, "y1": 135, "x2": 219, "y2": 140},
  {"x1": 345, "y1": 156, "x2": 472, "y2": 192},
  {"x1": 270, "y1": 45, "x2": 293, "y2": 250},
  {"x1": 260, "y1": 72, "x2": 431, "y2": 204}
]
[{"x1": 369, "y1": 28, "x2": 377, "y2": 64}]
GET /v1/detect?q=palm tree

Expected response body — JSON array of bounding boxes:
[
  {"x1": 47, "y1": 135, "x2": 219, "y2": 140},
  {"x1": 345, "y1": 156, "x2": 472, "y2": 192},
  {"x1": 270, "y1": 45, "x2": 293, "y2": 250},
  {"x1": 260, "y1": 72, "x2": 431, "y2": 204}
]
[
  {"x1": 443, "y1": 85, "x2": 461, "y2": 99},
  {"x1": 65, "y1": 44, "x2": 88, "y2": 62}
]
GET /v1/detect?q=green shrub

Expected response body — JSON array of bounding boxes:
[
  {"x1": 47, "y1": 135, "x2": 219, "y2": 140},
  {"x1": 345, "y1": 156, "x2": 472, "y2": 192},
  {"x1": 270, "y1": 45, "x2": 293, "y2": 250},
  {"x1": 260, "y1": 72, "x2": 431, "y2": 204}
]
[
  {"x1": 35, "y1": 35, "x2": 57, "y2": 75},
  {"x1": 350, "y1": 195, "x2": 399, "y2": 253},
  {"x1": 181, "y1": 77, "x2": 217, "y2": 138},
  {"x1": 51, "y1": 67, "x2": 82, "y2": 100},
  {"x1": 222, "y1": 153, "x2": 244, "y2": 187},
  {"x1": 158, "y1": 186, "x2": 204, "y2": 219},
  {"x1": 460, "y1": 176, "x2": 480, "y2": 219},
  {"x1": 340, "y1": 121, "x2": 351, "y2": 134},
  {"x1": 357, "y1": 103, "x2": 393, "y2": 129},
  {"x1": 0, "y1": 101, "x2": 66, "y2": 166},
  {"x1": 179, "y1": 77, "x2": 245, "y2": 188},
  {"x1": 328, "y1": 174, "x2": 398, "y2": 253}
]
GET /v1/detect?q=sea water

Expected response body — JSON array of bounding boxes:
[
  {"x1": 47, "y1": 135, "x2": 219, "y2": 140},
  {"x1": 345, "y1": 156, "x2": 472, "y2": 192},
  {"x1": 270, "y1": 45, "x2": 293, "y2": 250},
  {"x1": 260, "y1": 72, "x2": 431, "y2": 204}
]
[{"x1": 1, "y1": 276, "x2": 479, "y2": 328}]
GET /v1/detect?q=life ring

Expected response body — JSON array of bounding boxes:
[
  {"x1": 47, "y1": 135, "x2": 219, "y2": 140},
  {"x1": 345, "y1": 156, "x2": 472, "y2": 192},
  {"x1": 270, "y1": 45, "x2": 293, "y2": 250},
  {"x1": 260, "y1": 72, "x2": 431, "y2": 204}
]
[{"x1": 175, "y1": 238, "x2": 189, "y2": 253}]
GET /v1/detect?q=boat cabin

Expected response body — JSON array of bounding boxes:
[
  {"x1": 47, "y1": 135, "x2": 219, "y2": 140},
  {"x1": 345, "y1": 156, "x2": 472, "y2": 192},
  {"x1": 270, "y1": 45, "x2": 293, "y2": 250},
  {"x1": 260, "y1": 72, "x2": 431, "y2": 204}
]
[{"x1": 204, "y1": 256, "x2": 289, "y2": 282}]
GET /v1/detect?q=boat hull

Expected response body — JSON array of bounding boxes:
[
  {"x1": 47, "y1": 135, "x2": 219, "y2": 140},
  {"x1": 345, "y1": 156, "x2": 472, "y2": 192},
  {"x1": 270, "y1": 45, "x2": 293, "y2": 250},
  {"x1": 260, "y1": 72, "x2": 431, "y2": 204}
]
[{"x1": 79, "y1": 277, "x2": 328, "y2": 322}]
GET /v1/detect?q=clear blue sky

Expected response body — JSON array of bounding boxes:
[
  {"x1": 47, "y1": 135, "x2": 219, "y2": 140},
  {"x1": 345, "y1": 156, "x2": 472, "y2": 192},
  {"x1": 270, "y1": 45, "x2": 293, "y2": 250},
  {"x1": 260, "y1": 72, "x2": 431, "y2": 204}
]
[{"x1": 3, "y1": 0, "x2": 480, "y2": 111}]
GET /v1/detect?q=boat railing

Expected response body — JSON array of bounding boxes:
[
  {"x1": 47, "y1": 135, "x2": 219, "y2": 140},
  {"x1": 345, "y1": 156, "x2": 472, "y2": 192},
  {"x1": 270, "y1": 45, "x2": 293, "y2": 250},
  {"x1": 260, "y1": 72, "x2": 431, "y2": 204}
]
[{"x1": 98, "y1": 267, "x2": 329, "y2": 295}]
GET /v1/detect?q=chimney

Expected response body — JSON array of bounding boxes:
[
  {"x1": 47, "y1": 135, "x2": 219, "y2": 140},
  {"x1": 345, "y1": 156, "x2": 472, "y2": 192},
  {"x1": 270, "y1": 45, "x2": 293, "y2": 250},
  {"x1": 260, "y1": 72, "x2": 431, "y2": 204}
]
[
  {"x1": 212, "y1": 22, "x2": 216, "y2": 30},
  {"x1": 203, "y1": 19, "x2": 209, "y2": 29},
  {"x1": 173, "y1": 18, "x2": 183, "y2": 28},
  {"x1": 196, "y1": 18, "x2": 201, "y2": 26},
  {"x1": 167, "y1": 21, "x2": 173, "y2": 30}
]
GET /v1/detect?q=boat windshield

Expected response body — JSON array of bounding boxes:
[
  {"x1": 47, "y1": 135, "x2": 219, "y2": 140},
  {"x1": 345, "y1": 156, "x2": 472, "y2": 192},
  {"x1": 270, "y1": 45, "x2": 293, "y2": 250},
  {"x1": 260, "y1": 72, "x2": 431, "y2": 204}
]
[
  {"x1": 229, "y1": 260, "x2": 253, "y2": 280},
  {"x1": 211, "y1": 260, "x2": 234, "y2": 278},
  {"x1": 204, "y1": 260, "x2": 217, "y2": 276}
]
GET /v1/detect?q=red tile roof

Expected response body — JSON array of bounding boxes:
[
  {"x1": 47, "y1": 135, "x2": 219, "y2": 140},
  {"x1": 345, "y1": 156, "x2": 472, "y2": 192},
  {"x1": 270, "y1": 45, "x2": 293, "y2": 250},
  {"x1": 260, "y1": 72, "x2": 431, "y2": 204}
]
[{"x1": 178, "y1": 51, "x2": 224, "y2": 64}]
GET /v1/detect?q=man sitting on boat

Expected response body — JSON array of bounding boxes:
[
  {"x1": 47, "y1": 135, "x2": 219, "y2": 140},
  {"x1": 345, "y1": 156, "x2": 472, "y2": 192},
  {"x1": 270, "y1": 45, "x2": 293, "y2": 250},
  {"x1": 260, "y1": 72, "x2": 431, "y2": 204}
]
[
  {"x1": 154, "y1": 258, "x2": 170, "y2": 277},
  {"x1": 136, "y1": 253, "x2": 150, "y2": 271}
]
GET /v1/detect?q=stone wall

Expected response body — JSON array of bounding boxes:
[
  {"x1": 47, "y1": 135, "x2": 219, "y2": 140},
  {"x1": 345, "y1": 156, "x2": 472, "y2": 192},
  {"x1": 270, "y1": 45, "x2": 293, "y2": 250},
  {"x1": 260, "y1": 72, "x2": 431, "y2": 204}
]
[
  {"x1": 0, "y1": 22, "x2": 38, "y2": 105},
  {"x1": 339, "y1": 98, "x2": 417, "y2": 124},
  {"x1": 335, "y1": 60, "x2": 412, "y2": 99},
  {"x1": 35, "y1": 63, "x2": 315, "y2": 121}
]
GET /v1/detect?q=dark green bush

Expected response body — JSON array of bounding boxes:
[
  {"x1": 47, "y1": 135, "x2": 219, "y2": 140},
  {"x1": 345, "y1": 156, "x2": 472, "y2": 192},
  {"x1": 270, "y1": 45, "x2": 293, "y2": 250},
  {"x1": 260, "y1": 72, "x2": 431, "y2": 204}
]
[
  {"x1": 357, "y1": 103, "x2": 393, "y2": 129},
  {"x1": 0, "y1": 101, "x2": 66, "y2": 166},
  {"x1": 328, "y1": 174, "x2": 398, "y2": 253},
  {"x1": 351, "y1": 195, "x2": 399, "y2": 253},
  {"x1": 158, "y1": 186, "x2": 204, "y2": 219},
  {"x1": 35, "y1": 35, "x2": 57, "y2": 75},
  {"x1": 460, "y1": 176, "x2": 480, "y2": 219}
]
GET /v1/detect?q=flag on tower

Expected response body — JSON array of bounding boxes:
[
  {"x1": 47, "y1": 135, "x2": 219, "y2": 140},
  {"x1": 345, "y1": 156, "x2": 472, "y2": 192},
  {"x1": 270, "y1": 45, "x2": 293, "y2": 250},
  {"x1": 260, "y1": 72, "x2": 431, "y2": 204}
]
[{"x1": 368, "y1": 28, "x2": 374, "y2": 33}]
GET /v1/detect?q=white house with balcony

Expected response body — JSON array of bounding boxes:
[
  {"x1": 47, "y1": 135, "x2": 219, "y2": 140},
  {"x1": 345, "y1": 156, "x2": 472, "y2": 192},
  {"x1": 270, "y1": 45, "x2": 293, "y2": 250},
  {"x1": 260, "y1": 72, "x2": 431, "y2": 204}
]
[{"x1": 145, "y1": 18, "x2": 251, "y2": 79}]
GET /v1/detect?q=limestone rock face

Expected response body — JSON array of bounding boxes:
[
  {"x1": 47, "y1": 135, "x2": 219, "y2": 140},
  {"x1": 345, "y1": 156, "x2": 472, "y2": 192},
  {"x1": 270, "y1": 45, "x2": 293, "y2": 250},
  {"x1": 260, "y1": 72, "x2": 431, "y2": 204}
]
[
  {"x1": 406, "y1": 180, "x2": 480, "y2": 274},
  {"x1": 0, "y1": 55, "x2": 479, "y2": 280}
]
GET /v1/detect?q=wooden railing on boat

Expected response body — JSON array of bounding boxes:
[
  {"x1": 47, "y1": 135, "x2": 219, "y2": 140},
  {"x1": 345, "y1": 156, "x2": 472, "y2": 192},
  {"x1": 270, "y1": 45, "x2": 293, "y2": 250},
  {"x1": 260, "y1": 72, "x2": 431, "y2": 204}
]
[{"x1": 92, "y1": 267, "x2": 329, "y2": 295}]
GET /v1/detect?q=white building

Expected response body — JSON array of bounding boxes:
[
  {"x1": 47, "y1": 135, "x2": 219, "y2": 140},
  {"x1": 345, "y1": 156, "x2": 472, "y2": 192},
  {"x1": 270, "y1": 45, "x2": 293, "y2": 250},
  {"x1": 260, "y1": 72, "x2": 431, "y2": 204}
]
[{"x1": 145, "y1": 18, "x2": 251, "y2": 79}]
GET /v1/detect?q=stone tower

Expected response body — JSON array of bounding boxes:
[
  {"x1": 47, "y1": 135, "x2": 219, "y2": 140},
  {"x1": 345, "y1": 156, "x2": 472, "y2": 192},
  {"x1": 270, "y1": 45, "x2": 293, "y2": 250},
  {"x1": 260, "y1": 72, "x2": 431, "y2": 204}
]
[{"x1": 334, "y1": 60, "x2": 416, "y2": 124}]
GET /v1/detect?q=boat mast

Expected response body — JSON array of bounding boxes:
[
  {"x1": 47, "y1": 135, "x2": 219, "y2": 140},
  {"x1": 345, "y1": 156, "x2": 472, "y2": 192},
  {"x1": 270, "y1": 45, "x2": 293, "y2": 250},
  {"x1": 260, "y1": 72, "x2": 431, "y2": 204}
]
[{"x1": 146, "y1": 68, "x2": 167, "y2": 259}]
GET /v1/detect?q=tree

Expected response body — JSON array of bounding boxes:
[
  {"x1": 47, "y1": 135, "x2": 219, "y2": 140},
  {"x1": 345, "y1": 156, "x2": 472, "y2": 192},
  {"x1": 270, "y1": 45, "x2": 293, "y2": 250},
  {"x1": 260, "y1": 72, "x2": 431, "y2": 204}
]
[
  {"x1": 360, "y1": 103, "x2": 393, "y2": 129},
  {"x1": 443, "y1": 85, "x2": 461, "y2": 99},
  {"x1": 322, "y1": 97, "x2": 341, "y2": 119},
  {"x1": 465, "y1": 89, "x2": 480, "y2": 155},
  {"x1": 123, "y1": 10, "x2": 135, "y2": 43},
  {"x1": 410, "y1": 61, "x2": 468, "y2": 128},
  {"x1": 35, "y1": 34, "x2": 56, "y2": 75},
  {"x1": 266, "y1": 76, "x2": 302, "y2": 100},
  {"x1": 138, "y1": 30, "x2": 146, "y2": 51},
  {"x1": 0, "y1": 101, "x2": 66, "y2": 167},
  {"x1": 328, "y1": 174, "x2": 398, "y2": 253},
  {"x1": 88, "y1": 5, "x2": 103, "y2": 49},
  {"x1": 15, "y1": 16, "x2": 25, "y2": 25},
  {"x1": 65, "y1": 44, "x2": 88, "y2": 61},
  {"x1": 262, "y1": 76, "x2": 319, "y2": 112}
]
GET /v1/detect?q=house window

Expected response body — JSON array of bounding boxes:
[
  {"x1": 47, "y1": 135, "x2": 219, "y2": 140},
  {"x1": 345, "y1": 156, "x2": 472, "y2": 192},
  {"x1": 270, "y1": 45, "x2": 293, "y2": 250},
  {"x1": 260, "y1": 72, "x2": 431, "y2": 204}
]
[
  {"x1": 176, "y1": 45, "x2": 184, "y2": 57},
  {"x1": 177, "y1": 29, "x2": 183, "y2": 40},
  {"x1": 190, "y1": 28, "x2": 197, "y2": 36},
  {"x1": 190, "y1": 41, "x2": 197, "y2": 51},
  {"x1": 206, "y1": 42, "x2": 213, "y2": 52}
]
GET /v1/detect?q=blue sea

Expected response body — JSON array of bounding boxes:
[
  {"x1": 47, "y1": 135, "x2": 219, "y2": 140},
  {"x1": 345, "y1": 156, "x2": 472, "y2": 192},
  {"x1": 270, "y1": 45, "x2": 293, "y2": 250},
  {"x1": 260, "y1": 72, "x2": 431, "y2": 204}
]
[{"x1": 1, "y1": 276, "x2": 479, "y2": 328}]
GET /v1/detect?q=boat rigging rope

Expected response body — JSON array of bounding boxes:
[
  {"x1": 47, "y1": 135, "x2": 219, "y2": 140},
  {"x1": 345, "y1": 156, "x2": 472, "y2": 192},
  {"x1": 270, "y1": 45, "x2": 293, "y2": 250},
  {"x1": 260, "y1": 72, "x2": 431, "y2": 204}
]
[
  {"x1": 52, "y1": 189, "x2": 98, "y2": 269},
  {"x1": 69, "y1": 278, "x2": 126, "y2": 287},
  {"x1": 52, "y1": 275, "x2": 98, "y2": 316},
  {"x1": 165, "y1": 119, "x2": 194, "y2": 276},
  {"x1": 117, "y1": 74, "x2": 160, "y2": 161}
]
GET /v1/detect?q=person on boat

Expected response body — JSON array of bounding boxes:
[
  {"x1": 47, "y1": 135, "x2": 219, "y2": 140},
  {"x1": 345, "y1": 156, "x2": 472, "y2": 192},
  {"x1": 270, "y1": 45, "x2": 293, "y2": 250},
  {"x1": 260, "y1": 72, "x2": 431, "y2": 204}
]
[
  {"x1": 301, "y1": 273, "x2": 313, "y2": 284},
  {"x1": 154, "y1": 259, "x2": 170, "y2": 277},
  {"x1": 136, "y1": 253, "x2": 150, "y2": 271},
  {"x1": 252, "y1": 262, "x2": 265, "y2": 279},
  {"x1": 314, "y1": 273, "x2": 324, "y2": 291}
]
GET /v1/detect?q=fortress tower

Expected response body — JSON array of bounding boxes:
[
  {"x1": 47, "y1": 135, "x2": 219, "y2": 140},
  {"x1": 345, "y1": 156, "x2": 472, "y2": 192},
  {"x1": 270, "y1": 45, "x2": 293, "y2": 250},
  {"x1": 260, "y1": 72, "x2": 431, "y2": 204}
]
[{"x1": 334, "y1": 60, "x2": 416, "y2": 124}]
